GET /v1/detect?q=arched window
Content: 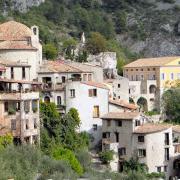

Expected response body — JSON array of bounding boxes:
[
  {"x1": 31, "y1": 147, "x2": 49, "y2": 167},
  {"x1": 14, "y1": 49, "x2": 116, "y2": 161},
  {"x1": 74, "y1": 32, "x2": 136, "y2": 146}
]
[
  {"x1": 149, "y1": 85, "x2": 156, "y2": 94},
  {"x1": 44, "y1": 96, "x2": 50, "y2": 103}
]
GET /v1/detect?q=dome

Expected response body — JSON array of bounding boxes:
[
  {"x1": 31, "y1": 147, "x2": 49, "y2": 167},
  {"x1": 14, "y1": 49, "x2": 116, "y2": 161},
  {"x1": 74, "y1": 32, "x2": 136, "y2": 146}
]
[{"x1": 0, "y1": 21, "x2": 32, "y2": 41}]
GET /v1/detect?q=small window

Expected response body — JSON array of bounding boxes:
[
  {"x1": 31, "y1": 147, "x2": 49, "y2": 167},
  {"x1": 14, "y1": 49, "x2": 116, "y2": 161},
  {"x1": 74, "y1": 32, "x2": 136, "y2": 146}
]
[
  {"x1": 89, "y1": 89, "x2": 97, "y2": 97},
  {"x1": 11, "y1": 67, "x2": 14, "y2": 79},
  {"x1": 171, "y1": 73, "x2": 174, "y2": 80},
  {"x1": 26, "y1": 119, "x2": 29, "y2": 130},
  {"x1": 138, "y1": 136, "x2": 144, "y2": 143},
  {"x1": 62, "y1": 76, "x2": 66, "y2": 83},
  {"x1": 93, "y1": 106, "x2": 100, "y2": 118},
  {"x1": 165, "y1": 148, "x2": 169, "y2": 161},
  {"x1": 4, "y1": 102, "x2": 8, "y2": 112},
  {"x1": 131, "y1": 69, "x2": 133, "y2": 71},
  {"x1": 135, "y1": 120, "x2": 141, "y2": 126},
  {"x1": 24, "y1": 101, "x2": 30, "y2": 113},
  {"x1": 138, "y1": 149, "x2": 146, "y2": 157},
  {"x1": 88, "y1": 74, "x2": 92, "y2": 81},
  {"x1": 93, "y1": 124, "x2": 97, "y2": 131},
  {"x1": 164, "y1": 166, "x2": 167, "y2": 172},
  {"x1": 118, "y1": 96, "x2": 121, "y2": 99},
  {"x1": 116, "y1": 121, "x2": 122, "y2": 127},
  {"x1": 70, "y1": 89, "x2": 75, "y2": 98},
  {"x1": 22, "y1": 67, "x2": 26, "y2": 79},
  {"x1": 115, "y1": 132, "x2": 119, "y2": 142},
  {"x1": 11, "y1": 119, "x2": 16, "y2": 130},
  {"x1": 141, "y1": 69, "x2": 143, "y2": 71},
  {"x1": 118, "y1": 84, "x2": 121, "y2": 88},
  {"x1": 83, "y1": 74, "x2": 87, "y2": 81},
  {"x1": 57, "y1": 96, "x2": 62, "y2": 105},
  {"x1": 33, "y1": 27, "x2": 37, "y2": 35},
  {"x1": 136, "y1": 69, "x2": 138, "y2": 71},
  {"x1": 34, "y1": 118, "x2": 37, "y2": 129},
  {"x1": 107, "y1": 120, "x2": 111, "y2": 127},
  {"x1": 161, "y1": 73, "x2": 165, "y2": 80},
  {"x1": 102, "y1": 132, "x2": 110, "y2": 138},
  {"x1": 147, "y1": 68, "x2": 150, "y2": 71},
  {"x1": 157, "y1": 167, "x2": 161, "y2": 173},
  {"x1": 153, "y1": 68, "x2": 156, "y2": 71},
  {"x1": 118, "y1": 148, "x2": 126, "y2": 156}
]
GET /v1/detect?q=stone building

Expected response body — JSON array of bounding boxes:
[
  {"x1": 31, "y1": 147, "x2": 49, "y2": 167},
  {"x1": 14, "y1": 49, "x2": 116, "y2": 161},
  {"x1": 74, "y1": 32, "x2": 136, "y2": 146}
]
[
  {"x1": 123, "y1": 56, "x2": 180, "y2": 111},
  {"x1": 0, "y1": 21, "x2": 42, "y2": 81},
  {"x1": 101, "y1": 112, "x2": 180, "y2": 179}
]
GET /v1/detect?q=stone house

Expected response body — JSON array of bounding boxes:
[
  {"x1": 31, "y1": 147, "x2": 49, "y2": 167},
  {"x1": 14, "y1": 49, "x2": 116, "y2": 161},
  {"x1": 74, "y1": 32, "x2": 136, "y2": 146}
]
[
  {"x1": 123, "y1": 56, "x2": 180, "y2": 111},
  {"x1": 101, "y1": 112, "x2": 180, "y2": 179}
]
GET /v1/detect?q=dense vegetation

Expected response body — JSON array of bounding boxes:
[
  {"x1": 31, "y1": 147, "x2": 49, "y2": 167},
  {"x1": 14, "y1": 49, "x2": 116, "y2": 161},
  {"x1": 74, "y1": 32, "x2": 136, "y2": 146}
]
[{"x1": 0, "y1": 0, "x2": 143, "y2": 74}]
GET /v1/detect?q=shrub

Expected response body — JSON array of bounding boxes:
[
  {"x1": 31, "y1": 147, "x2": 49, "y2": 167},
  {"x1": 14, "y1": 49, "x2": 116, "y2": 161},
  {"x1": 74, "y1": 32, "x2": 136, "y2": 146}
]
[
  {"x1": 99, "y1": 150, "x2": 114, "y2": 164},
  {"x1": 0, "y1": 134, "x2": 13, "y2": 150},
  {"x1": 51, "y1": 146, "x2": 83, "y2": 175},
  {"x1": 43, "y1": 43, "x2": 58, "y2": 60},
  {"x1": 8, "y1": 108, "x2": 16, "y2": 115}
]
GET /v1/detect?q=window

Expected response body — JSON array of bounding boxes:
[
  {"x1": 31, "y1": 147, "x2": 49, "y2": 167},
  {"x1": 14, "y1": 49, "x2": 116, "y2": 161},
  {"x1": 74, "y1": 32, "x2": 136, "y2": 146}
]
[
  {"x1": 164, "y1": 166, "x2": 167, "y2": 172},
  {"x1": 32, "y1": 100, "x2": 38, "y2": 113},
  {"x1": 140, "y1": 75, "x2": 144, "y2": 80},
  {"x1": 116, "y1": 120, "x2": 122, "y2": 127},
  {"x1": 165, "y1": 133, "x2": 169, "y2": 145},
  {"x1": 26, "y1": 119, "x2": 29, "y2": 130},
  {"x1": 118, "y1": 84, "x2": 121, "y2": 88},
  {"x1": 170, "y1": 73, "x2": 174, "y2": 80},
  {"x1": 136, "y1": 69, "x2": 138, "y2": 71},
  {"x1": 34, "y1": 118, "x2": 37, "y2": 129},
  {"x1": 148, "y1": 68, "x2": 150, "y2": 71},
  {"x1": 135, "y1": 120, "x2": 141, "y2": 126},
  {"x1": 33, "y1": 27, "x2": 37, "y2": 35},
  {"x1": 89, "y1": 89, "x2": 97, "y2": 97},
  {"x1": 118, "y1": 96, "x2": 121, "y2": 99},
  {"x1": 88, "y1": 74, "x2": 92, "y2": 81},
  {"x1": 57, "y1": 96, "x2": 62, "y2": 105},
  {"x1": 161, "y1": 73, "x2": 165, "y2": 80},
  {"x1": 118, "y1": 148, "x2": 126, "y2": 156},
  {"x1": 11, "y1": 67, "x2": 14, "y2": 79},
  {"x1": 11, "y1": 119, "x2": 16, "y2": 130},
  {"x1": 93, "y1": 106, "x2": 100, "y2": 118},
  {"x1": 93, "y1": 124, "x2": 98, "y2": 131},
  {"x1": 24, "y1": 101, "x2": 30, "y2": 113},
  {"x1": 138, "y1": 149, "x2": 146, "y2": 157},
  {"x1": 70, "y1": 89, "x2": 75, "y2": 98},
  {"x1": 165, "y1": 148, "x2": 169, "y2": 161},
  {"x1": 138, "y1": 136, "x2": 145, "y2": 143},
  {"x1": 131, "y1": 69, "x2": 133, "y2": 71},
  {"x1": 107, "y1": 120, "x2": 111, "y2": 127},
  {"x1": 83, "y1": 74, "x2": 87, "y2": 81},
  {"x1": 102, "y1": 132, "x2": 110, "y2": 138},
  {"x1": 22, "y1": 67, "x2": 25, "y2": 79},
  {"x1": 4, "y1": 102, "x2": 8, "y2": 112},
  {"x1": 177, "y1": 73, "x2": 180, "y2": 79},
  {"x1": 115, "y1": 132, "x2": 119, "y2": 142},
  {"x1": 141, "y1": 69, "x2": 143, "y2": 71},
  {"x1": 157, "y1": 167, "x2": 161, "y2": 173},
  {"x1": 62, "y1": 76, "x2": 66, "y2": 83}
]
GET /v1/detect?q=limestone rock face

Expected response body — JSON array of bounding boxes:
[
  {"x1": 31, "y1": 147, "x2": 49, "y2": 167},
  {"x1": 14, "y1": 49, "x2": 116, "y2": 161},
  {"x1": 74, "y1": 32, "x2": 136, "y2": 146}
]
[{"x1": 4, "y1": 0, "x2": 45, "y2": 13}]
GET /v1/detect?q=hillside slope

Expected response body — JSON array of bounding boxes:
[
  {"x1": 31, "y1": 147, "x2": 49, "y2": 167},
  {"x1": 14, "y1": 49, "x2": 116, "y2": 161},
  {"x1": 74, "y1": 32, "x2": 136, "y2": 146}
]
[{"x1": 0, "y1": 0, "x2": 180, "y2": 58}]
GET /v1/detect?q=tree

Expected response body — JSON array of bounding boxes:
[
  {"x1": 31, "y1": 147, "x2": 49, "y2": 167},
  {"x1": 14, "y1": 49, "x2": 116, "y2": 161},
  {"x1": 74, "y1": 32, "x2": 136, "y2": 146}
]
[
  {"x1": 86, "y1": 32, "x2": 107, "y2": 55},
  {"x1": 99, "y1": 150, "x2": 114, "y2": 164},
  {"x1": 162, "y1": 88, "x2": 180, "y2": 123},
  {"x1": 43, "y1": 43, "x2": 58, "y2": 60},
  {"x1": 0, "y1": 134, "x2": 13, "y2": 150},
  {"x1": 51, "y1": 146, "x2": 83, "y2": 175}
]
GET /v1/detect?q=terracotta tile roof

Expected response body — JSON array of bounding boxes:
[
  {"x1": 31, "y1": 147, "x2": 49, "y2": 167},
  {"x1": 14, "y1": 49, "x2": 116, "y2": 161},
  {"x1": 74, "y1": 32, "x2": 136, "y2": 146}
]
[
  {"x1": 0, "y1": 21, "x2": 32, "y2": 41},
  {"x1": 0, "y1": 41, "x2": 37, "y2": 50},
  {"x1": 101, "y1": 112, "x2": 140, "y2": 120},
  {"x1": 124, "y1": 56, "x2": 180, "y2": 68},
  {"x1": 39, "y1": 60, "x2": 92, "y2": 73},
  {"x1": 134, "y1": 123, "x2": 171, "y2": 134},
  {"x1": 172, "y1": 125, "x2": 180, "y2": 133},
  {"x1": 81, "y1": 81, "x2": 109, "y2": 90},
  {"x1": 109, "y1": 99, "x2": 138, "y2": 110}
]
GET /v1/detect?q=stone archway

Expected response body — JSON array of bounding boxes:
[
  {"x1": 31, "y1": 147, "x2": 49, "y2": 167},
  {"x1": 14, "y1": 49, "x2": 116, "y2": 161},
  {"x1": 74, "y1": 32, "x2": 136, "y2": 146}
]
[
  {"x1": 137, "y1": 97, "x2": 148, "y2": 112},
  {"x1": 149, "y1": 85, "x2": 156, "y2": 94}
]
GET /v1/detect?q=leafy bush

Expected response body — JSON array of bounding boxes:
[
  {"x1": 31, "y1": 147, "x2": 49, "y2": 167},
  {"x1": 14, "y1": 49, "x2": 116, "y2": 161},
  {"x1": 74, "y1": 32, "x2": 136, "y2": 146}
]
[
  {"x1": 146, "y1": 172, "x2": 165, "y2": 179},
  {"x1": 8, "y1": 107, "x2": 16, "y2": 115},
  {"x1": 0, "y1": 134, "x2": 13, "y2": 150},
  {"x1": 43, "y1": 43, "x2": 58, "y2": 60},
  {"x1": 51, "y1": 146, "x2": 83, "y2": 175},
  {"x1": 99, "y1": 150, "x2": 114, "y2": 164}
]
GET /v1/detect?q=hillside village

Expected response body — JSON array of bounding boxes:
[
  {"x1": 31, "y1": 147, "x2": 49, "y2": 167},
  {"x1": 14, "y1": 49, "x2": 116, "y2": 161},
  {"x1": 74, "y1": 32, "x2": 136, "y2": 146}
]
[{"x1": 0, "y1": 20, "x2": 180, "y2": 179}]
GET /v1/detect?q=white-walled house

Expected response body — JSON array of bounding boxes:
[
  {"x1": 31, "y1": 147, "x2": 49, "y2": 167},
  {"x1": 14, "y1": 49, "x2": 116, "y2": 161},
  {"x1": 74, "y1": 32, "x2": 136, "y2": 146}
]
[
  {"x1": 101, "y1": 112, "x2": 180, "y2": 179},
  {"x1": 0, "y1": 21, "x2": 42, "y2": 81},
  {"x1": 66, "y1": 81, "x2": 109, "y2": 145}
]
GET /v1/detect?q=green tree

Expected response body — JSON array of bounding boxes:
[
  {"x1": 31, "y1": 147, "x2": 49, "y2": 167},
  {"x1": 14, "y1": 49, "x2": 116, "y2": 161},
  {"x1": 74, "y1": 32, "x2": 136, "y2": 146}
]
[
  {"x1": 68, "y1": 108, "x2": 81, "y2": 127},
  {"x1": 0, "y1": 134, "x2": 13, "y2": 150},
  {"x1": 162, "y1": 88, "x2": 180, "y2": 123},
  {"x1": 99, "y1": 150, "x2": 114, "y2": 164},
  {"x1": 86, "y1": 32, "x2": 107, "y2": 54},
  {"x1": 43, "y1": 43, "x2": 58, "y2": 60},
  {"x1": 51, "y1": 146, "x2": 83, "y2": 175}
]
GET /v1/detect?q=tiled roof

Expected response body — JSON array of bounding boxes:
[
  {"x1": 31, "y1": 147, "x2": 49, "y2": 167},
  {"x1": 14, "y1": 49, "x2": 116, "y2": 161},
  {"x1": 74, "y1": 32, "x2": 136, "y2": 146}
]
[
  {"x1": 39, "y1": 61, "x2": 92, "y2": 73},
  {"x1": 134, "y1": 123, "x2": 171, "y2": 134},
  {"x1": 101, "y1": 112, "x2": 140, "y2": 120},
  {"x1": 0, "y1": 41, "x2": 37, "y2": 50},
  {"x1": 124, "y1": 56, "x2": 180, "y2": 68},
  {"x1": 0, "y1": 21, "x2": 32, "y2": 40},
  {"x1": 82, "y1": 81, "x2": 109, "y2": 90},
  {"x1": 109, "y1": 99, "x2": 138, "y2": 110},
  {"x1": 172, "y1": 125, "x2": 180, "y2": 133}
]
